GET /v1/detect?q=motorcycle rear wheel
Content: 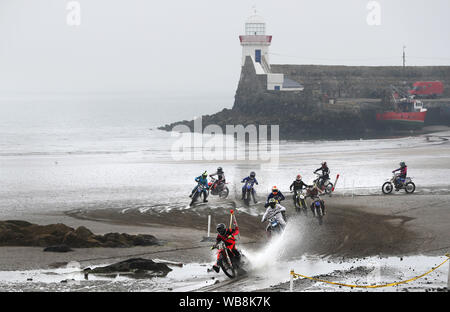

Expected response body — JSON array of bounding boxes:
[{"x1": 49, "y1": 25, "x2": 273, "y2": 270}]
[
  {"x1": 219, "y1": 187, "x2": 229, "y2": 199},
  {"x1": 382, "y1": 182, "x2": 393, "y2": 194}
]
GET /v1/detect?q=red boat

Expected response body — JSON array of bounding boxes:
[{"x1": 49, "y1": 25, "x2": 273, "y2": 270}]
[
  {"x1": 376, "y1": 88, "x2": 427, "y2": 128},
  {"x1": 376, "y1": 110, "x2": 427, "y2": 127}
]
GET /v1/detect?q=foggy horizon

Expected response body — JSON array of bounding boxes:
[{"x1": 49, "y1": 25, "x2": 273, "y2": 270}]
[{"x1": 1, "y1": 0, "x2": 450, "y2": 98}]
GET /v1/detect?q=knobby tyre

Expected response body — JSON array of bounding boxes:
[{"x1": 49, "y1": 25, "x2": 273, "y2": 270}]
[
  {"x1": 405, "y1": 182, "x2": 416, "y2": 194},
  {"x1": 382, "y1": 182, "x2": 393, "y2": 194},
  {"x1": 219, "y1": 252, "x2": 236, "y2": 279}
]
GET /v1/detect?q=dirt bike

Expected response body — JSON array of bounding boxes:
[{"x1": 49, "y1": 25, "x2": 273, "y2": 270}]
[
  {"x1": 212, "y1": 241, "x2": 244, "y2": 279},
  {"x1": 242, "y1": 183, "x2": 256, "y2": 206},
  {"x1": 266, "y1": 216, "x2": 284, "y2": 237},
  {"x1": 310, "y1": 196, "x2": 325, "y2": 225},
  {"x1": 313, "y1": 173, "x2": 334, "y2": 195},
  {"x1": 293, "y1": 190, "x2": 308, "y2": 215},
  {"x1": 189, "y1": 183, "x2": 209, "y2": 206},
  {"x1": 208, "y1": 177, "x2": 229, "y2": 199},
  {"x1": 382, "y1": 174, "x2": 416, "y2": 194}
]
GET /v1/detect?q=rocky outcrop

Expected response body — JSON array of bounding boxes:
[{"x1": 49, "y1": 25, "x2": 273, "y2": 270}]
[
  {"x1": 84, "y1": 258, "x2": 172, "y2": 278},
  {"x1": 43, "y1": 245, "x2": 73, "y2": 252},
  {"x1": 0, "y1": 220, "x2": 161, "y2": 248}
]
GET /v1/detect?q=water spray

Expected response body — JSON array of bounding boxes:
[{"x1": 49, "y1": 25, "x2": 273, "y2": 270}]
[{"x1": 241, "y1": 217, "x2": 305, "y2": 272}]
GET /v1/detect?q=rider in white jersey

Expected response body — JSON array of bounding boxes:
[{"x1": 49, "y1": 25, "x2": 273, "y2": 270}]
[{"x1": 261, "y1": 198, "x2": 287, "y2": 230}]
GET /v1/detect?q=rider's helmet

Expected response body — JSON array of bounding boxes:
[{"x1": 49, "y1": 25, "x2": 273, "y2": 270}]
[
  {"x1": 217, "y1": 167, "x2": 223, "y2": 173},
  {"x1": 399, "y1": 161, "x2": 406, "y2": 168},
  {"x1": 322, "y1": 162, "x2": 327, "y2": 168},
  {"x1": 202, "y1": 171, "x2": 208, "y2": 178},
  {"x1": 268, "y1": 198, "x2": 277, "y2": 208},
  {"x1": 216, "y1": 223, "x2": 227, "y2": 236},
  {"x1": 272, "y1": 186, "x2": 278, "y2": 195},
  {"x1": 250, "y1": 171, "x2": 256, "y2": 178},
  {"x1": 296, "y1": 174, "x2": 302, "y2": 181},
  {"x1": 315, "y1": 201, "x2": 321, "y2": 207}
]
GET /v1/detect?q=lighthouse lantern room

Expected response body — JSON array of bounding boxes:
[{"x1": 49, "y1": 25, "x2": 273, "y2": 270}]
[{"x1": 239, "y1": 13, "x2": 272, "y2": 70}]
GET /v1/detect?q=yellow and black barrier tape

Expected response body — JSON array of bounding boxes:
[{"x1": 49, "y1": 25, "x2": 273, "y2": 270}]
[{"x1": 290, "y1": 254, "x2": 450, "y2": 289}]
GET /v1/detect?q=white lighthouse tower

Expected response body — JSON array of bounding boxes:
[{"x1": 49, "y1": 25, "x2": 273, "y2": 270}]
[
  {"x1": 239, "y1": 11, "x2": 272, "y2": 72},
  {"x1": 239, "y1": 10, "x2": 303, "y2": 91}
]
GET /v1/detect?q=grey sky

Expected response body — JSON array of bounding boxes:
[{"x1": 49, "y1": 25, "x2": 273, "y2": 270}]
[{"x1": 0, "y1": 0, "x2": 449, "y2": 98}]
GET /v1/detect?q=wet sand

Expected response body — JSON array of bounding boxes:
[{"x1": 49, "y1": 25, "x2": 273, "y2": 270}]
[
  {"x1": 1, "y1": 192, "x2": 448, "y2": 273},
  {"x1": 66, "y1": 193, "x2": 450, "y2": 257}
]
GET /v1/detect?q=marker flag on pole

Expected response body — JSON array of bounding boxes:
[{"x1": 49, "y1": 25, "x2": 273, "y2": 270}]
[
  {"x1": 233, "y1": 211, "x2": 241, "y2": 240},
  {"x1": 332, "y1": 174, "x2": 340, "y2": 192},
  {"x1": 229, "y1": 210, "x2": 234, "y2": 229}
]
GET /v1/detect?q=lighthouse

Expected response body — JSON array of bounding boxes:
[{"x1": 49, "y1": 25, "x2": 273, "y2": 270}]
[
  {"x1": 239, "y1": 11, "x2": 303, "y2": 92},
  {"x1": 239, "y1": 13, "x2": 272, "y2": 71}
]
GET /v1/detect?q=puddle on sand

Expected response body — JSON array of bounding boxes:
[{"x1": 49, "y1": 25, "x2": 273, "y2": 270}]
[{"x1": 0, "y1": 254, "x2": 447, "y2": 292}]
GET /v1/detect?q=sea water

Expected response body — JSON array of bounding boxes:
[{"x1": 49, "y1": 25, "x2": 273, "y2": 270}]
[{"x1": 1, "y1": 96, "x2": 450, "y2": 219}]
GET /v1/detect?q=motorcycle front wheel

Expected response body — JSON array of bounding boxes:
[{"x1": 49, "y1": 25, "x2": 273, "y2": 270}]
[
  {"x1": 405, "y1": 182, "x2": 416, "y2": 194},
  {"x1": 189, "y1": 191, "x2": 199, "y2": 206},
  {"x1": 301, "y1": 200, "x2": 308, "y2": 215},
  {"x1": 219, "y1": 253, "x2": 236, "y2": 279},
  {"x1": 294, "y1": 196, "x2": 301, "y2": 210},
  {"x1": 316, "y1": 207, "x2": 323, "y2": 225},
  {"x1": 243, "y1": 191, "x2": 251, "y2": 206},
  {"x1": 382, "y1": 182, "x2": 393, "y2": 194},
  {"x1": 272, "y1": 226, "x2": 282, "y2": 235},
  {"x1": 325, "y1": 183, "x2": 333, "y2": 194}
]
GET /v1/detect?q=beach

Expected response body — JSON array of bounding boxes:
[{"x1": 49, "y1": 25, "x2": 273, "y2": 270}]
[{"x1": 1, "y1": 110, "x2": 449, "y2": 291}]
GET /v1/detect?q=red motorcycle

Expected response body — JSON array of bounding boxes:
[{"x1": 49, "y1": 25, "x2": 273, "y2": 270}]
[
  {"x1": 212, "y1": 241, "x2": 244, "y2": 279},
  {"x1": 208, "y1": 177, "x2": 229, "y2": 199}
]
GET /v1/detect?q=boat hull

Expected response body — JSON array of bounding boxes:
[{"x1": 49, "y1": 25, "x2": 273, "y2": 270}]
[{"x1": 376, "y1": 111, "x2": 427, "y2": 128}]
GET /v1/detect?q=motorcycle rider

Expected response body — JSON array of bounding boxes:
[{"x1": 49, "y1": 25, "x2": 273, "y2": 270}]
[
  {"x1": 264, "y1": 186, "x2": 285, "y2": 207},
  {"x1": 209, "y1": 167, "x2": 226, "y2": 191},
  {"x1": 290, "y1": 174, "x2": 311, "y2": 205},
  {"x1": 211, "y1": 222, "x2": 240, "y2": 273},
  {"x1": 314, "y1": 162, "x2": 330, "y2": 189},
  {"x1": 306, "y1": 184, "x2": 326, "y2": 215},
  {"x1": 311, "y1": 198, "x2": 326, "y2": 217},
  {"x1": 262, "y1": 198, "x2": 287, "y2": 236},
  {"x1": 392, "y1": 161, "x2": 407, "y2": 190},
  {"x1": 306, "y1": 183, "x2": 324, "y2": 198},
  {"x1": 189, "y1": 171, "x2": 209, "y2": 202},
  {"x1": 241, "y1": 171, "x2": 258, "y2": 203}
]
